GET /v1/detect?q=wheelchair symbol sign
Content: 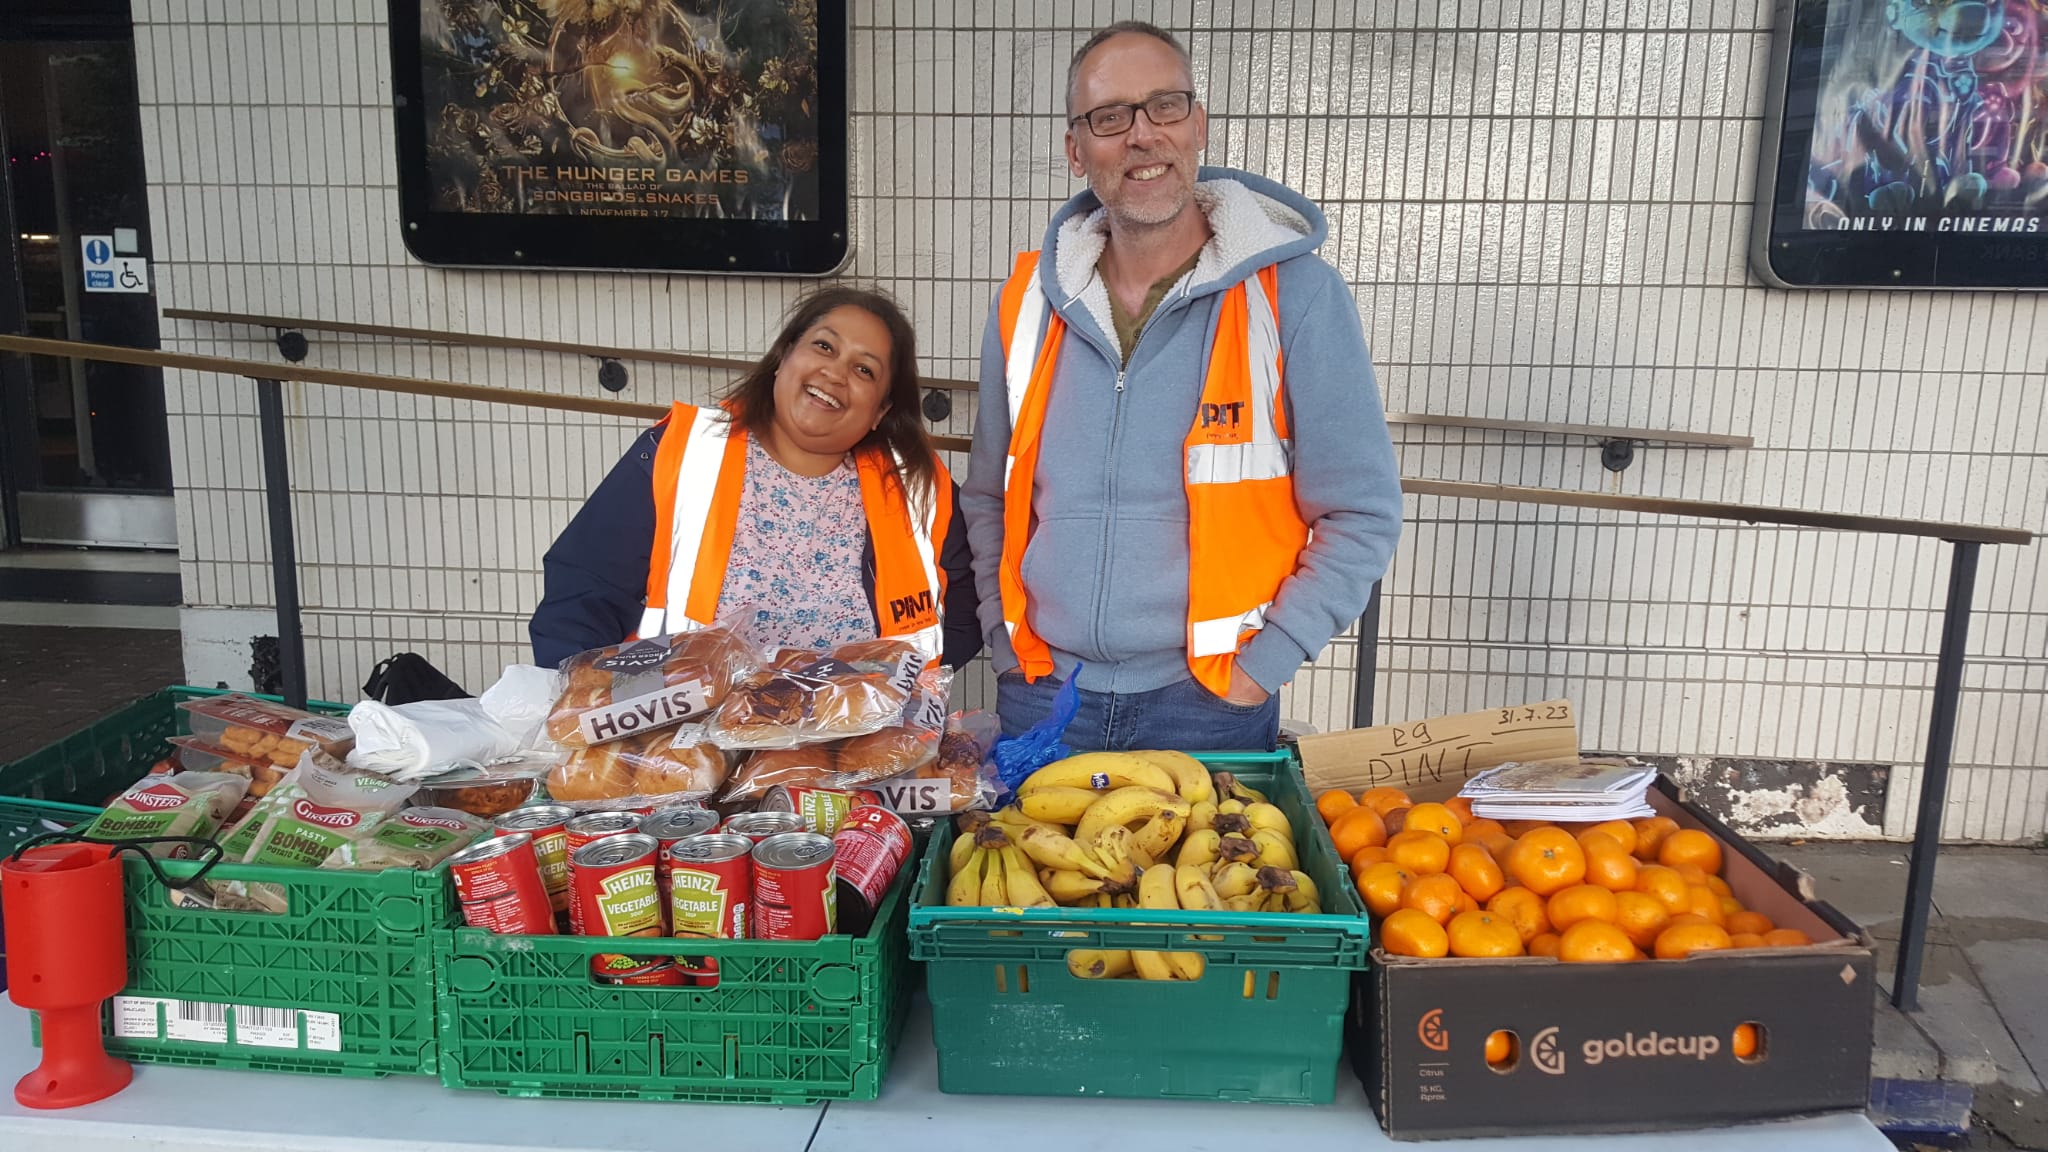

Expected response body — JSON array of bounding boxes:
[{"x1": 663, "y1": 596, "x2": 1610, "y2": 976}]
[{"x1": 80, "y1": 234, "x2": 149, "y2": 294}]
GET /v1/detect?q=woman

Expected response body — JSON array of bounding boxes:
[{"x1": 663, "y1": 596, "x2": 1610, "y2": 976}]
[{"x1": 530, "y1": 287, "x2": 980, "y2": 669}]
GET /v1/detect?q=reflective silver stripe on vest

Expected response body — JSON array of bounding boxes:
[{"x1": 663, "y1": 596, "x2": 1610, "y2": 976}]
[
  {"x1": 1187, "y1": 267, "x2": 1290, "y2": 487},
  {"x1": 1001, "y1": 268, "x2": 1049, "y2": 488},
  {"x1": 1190, "y1": 601, "x2": 1272, "y2": 658},
  {"x1": 898, "y1": 455, "x2": 945, "y2": 661},
  {"x1": 637, "y1": 406, "x2": 733, "y2": 638}
]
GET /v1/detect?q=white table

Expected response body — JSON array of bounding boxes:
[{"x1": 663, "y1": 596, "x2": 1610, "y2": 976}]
[{"x1": 0, "y1": 1001, "x2": 1895, "y2": 1151}]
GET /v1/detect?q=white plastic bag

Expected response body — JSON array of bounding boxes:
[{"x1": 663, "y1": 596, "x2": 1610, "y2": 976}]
[
  {"x1": 345, "y1": 698, "x2": 518, "y2": 781},
  {"x1": 479, "y1": 664, "x2": 565, "y2": 750}
]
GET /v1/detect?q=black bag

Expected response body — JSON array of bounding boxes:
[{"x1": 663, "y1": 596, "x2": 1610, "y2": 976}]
[{"x1": 362, "y1": 653, "x2": 469, "y2": 705}]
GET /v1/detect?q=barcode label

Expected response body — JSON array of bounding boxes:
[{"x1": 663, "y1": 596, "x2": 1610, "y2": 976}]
[{"x1": 107, "y1": 996, "x2": 341, "y2": 1051}]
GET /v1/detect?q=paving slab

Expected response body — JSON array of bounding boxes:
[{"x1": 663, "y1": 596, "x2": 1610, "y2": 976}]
[
  {"x1": 1873, "y1": 997, "x2": 1942, "y2": 1081},
  {"x1": 1916, "y1": 976, "x2": 2043, "y2": 1092},
  {"x1": 1769, "y1": 842, "x2": 1908, "y2": 932},
  {"x1": 1930, "y1": 851, "x2": 2048, "y2": 923},
  {"x1": 1964, "y1": 939, "x2": 2048, "y2": 1090}
]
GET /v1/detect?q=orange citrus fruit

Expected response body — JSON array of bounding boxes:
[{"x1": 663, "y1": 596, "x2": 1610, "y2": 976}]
[
  {"x1": 1659, "y1": 829, "x2": 1724, "y2": 876},
  {"x1": 1635, "y1": 865, "x2": 1691, "y2": 914},
  {"x1": 1444, "y1": 797, "x2": 1477, "y2": 823},
  {"x1": 1329, "y1": 806, "x2": 1389, "y2": 859},
  {"x1": 1686, "y1": 885, "x2": 1727, "y2": 927},
  {"x1": 1727, "y1": 932, "x2": 1767, "y2": 949},
  {"x1": 1528, "y1": 932, "x2": 1562, "y2": 958},
  {"x1": 1358, "y1": 862, "x2": 1416, "y2": 919},
  {"x1": 1547, "y1": 884, "x2": 1620, "y2": 932},
  {"x1": 1349, "y1": 845, "x2": 1390, "y2": 873},
  {"x1": 1584, "y1": 842, "x2": 1640, "y2": 892},
  {"x1": 1403, "y1": 802, "x2": 1464, "y2": 845},
  {"x1": 1402, "y1": 874, "x2": 1464, "y2": 925},
  {"x1": 1506, "y1": 828, "x2": 1586, "y2": 896},
  {"x1": 1359, "y1": 787, "x2": 1412, "y2": 815},
  {"x1": 1673, "y1": 863, "x2": 1710, "y2": 886},
  {"x1": 1462, "y1": 817, "x2": 1507, "y2": 841},
  {"x1": 1654, "y1": 921, "x2": 1732, "y2": 959},
  {"x1": 1705, "y1": 875, "x2": 1734, "y2": 899},
  {"x1": 1382, "y1": 807, "x2": 1411, "y2": 836},
  {"x1": 1733, "y1": 1024, "x2": 1760, "y2": 1059},
  {"x1": 1381, "y1": 908, "x2": 1449, "y2": 958},
  {"x1": 1474, "y1": 830, "x2": 1517, "y2": 861},
  {"x1": 1448, "y1": 842, "x2": 1506, "y2": 903},
  {"x1": 1388, "y1": 830, "x2": 1452, "y2": 875},
  {"x1": 1587, "y1": 820, "x2": 1638, "y2": 856},
  {"x1": 1719, "y1": 895, "x2": 1745, "y2": 919},
  {"x1": 1486, "y1": 1029, "x2": 1518, "y2": 1066},
  {"x1": 1315, "y1": 789, "x2": 1359, "y2": 825},
  {"x1": 1447, "y1": 910, "x2": 1524, "y2": 958},
  {"x1": 1455, "y1": 890, "x2": 1481, "y2": 915},
  {"x1": 1502, "y1": 819, "x2": 1554, "y2": 837},
  {"x1": 1664, "y1": 913, "x2": 1713, "y2": 930},
  {"x1": 1557, "y1": 920, "x2": 1638, "y2": 963},
  {"x1": 1632, "y1": 816, "x2": 1680, "y2": 860},
  {"x1": 1613, "y1": 890, "x2": 1673, "y2": 950},
  {"x1": 1486, "y1": 887, "x2": 1552, "y2": 943},
  {"x1": 1763, "y1": 928, "x2": 1812, "y2": 947},
  {"x1": 1577, "y1": 829, "x2": 1627, "y2": 857}
]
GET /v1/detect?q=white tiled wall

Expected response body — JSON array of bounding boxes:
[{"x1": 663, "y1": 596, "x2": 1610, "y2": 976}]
[{"x1": 136, "y1": 1, "x2": 2048, "y2": 841}]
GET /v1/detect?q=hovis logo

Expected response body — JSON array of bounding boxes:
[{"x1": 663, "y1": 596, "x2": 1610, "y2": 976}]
[
  {"x1": 1200, "y1": 400, "x2": 1245, "y2": 428},
  {"x1": 1582, "y1": 1030, "x2": 1721, "y2": 1066},
  {"x1": 1417, "y1": 1008, "x2": 1449, "y2": 1053},
  {"x1": 888, "y1": 589, "x2": 934, "y2": 625},
  {"x1": 1530, "y1": 1027, "x2": 1567, "y2": 1075}
]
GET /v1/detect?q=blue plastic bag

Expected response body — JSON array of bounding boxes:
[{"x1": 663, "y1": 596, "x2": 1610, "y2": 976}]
[{"x1": 991, "y1": 667, "x2": 1083, "y2": 800}]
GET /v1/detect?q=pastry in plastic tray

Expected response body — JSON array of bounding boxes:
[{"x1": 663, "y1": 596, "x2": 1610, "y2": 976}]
[
  {"x1": 178, "y1": 694, "x2": 354, "y2": 766},
  {"x1": 547, "y1": 723, "x2": 730, "y2": 807},
  {"x1": 545, "y1": 627, "x2": 750, "y2": 748},
  {"x1": 169, "y1": 735, "x2": 292, "y2": 798}
]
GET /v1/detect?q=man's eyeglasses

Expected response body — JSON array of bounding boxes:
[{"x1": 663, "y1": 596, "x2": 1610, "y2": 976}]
[{"x1": 1068, "y1": 90, "x2": 1196, "y2": 138}]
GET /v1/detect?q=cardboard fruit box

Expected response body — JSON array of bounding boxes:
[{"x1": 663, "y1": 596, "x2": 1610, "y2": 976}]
[{"x1": 1297, "y1": 737, "x2": 1874, "y2": 1140}]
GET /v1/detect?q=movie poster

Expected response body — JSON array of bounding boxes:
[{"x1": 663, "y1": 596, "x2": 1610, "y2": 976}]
[
  {"x1": 418, "y1": 0, "x2": 821, "y2": 221},
  {"x1": 1802, "y1": 0, "x2": 2047, "y2": 236}
]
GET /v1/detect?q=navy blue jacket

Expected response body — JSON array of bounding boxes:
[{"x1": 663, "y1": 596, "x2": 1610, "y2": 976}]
[{"x1": 530, "y1": 424, "x2": 983, "y2": 670}]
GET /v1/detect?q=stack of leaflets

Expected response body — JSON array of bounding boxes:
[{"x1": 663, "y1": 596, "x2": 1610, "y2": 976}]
[{"x1": 1458, "y1": 760, "x2": 1658, "y2": 822}]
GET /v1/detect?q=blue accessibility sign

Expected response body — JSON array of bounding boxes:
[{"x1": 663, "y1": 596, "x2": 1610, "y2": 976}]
[
  {"x1": 84, "y1": 238, "x2": 112, "y2": 265},
  {"x1": 86, "y1": 270, "x2": 114, "y2": 289}
]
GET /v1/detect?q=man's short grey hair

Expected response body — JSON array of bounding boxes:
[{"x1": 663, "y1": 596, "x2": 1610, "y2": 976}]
[{"x1": 1066, "y1": 21, "x2": 1195, "y2": 114}]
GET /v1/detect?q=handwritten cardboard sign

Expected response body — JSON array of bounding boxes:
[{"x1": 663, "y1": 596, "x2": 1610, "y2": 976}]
[{"x1": 1296, "y1": 700, "x2": 1578, "y2": 795}]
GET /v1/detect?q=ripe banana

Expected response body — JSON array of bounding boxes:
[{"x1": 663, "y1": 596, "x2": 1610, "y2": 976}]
[
  {"x1": 1223, "y1": 893, "x2": 1265, "y2": 912},
  {"x1": 1018, "y1": 786, "x2": 1101, "y2": 825},
  {"x1": 1067, "y1": 949, "x2": 1135, "y2": 979},
  {"x1": 1212, "y1": 812, "x2": 1253, "y2": 838},
  {"x1": 1178, "y1": 829, "x2": 1221, "y2": 869},
  {"x1": 1088, "y1": 825, "x2": 1141, "y2": 894},
  {"x1": 1131, "y1": 948, "x2": 1179, "y2": 981},
  {"x1": 1040, "y1": 867, "x2": 1109, "y2": 905},
  {"x1": 1212, "y1": 771, "x2": 1267, "y2": 804},
  {"x1": 1132, "y1": 807, "x2": 1189, "y2": 861},
  {"x1": 1188, "y1": 800, "x2": 1218, "y2": 833},
  {"x1": 1252, "y1": 828, "x2": 1299, "y2": 871},
  {"x1": 1174, "y1": 864, "x2": 1224, "y2": 912},
  {"x1": 1243, "y1": 802, "x2": 1292, "y2": 838},
  {"x1": 1001, "y1": 845, "x2": 1056, "y2": 908},
  {"x1": 1134, "y1": 750, "x2": 1215, "y2": 805},
  {"x1": 1019, "y1": 752, "x2": 1176, "y2": 797},
  {"x1": 976, "y1": 828, "x2": 1010, "y2": 905},
  {"x1": 1217, "y1": 798, "x2": 1246, "y2": 817},
  {"x1": 1167, "y1": 951, "x2": 1206, "y2": 981},
  {"x1": 1073, "y1": 787, "x2": 1191, "y2": 848},
  {"x1": 947, "y1": 848, "x2": 985, "y2": 906},
  {"x1": 1132, "y1": 864, "x2": 1199, "y2": 981},
  {"x1": 1286, "y1": 869, "x2": 1321, "y2": 914},
  {"x1": 1210, "y1": 861, "x2": 1261, "y2": 900},
  {"x1": 948, "y1": 829, "x2": 979, "y2": 877},
  {"x1": 1215, "y1": 834, "x2": 1262, "y2": 867},
  {"x1": 1014, "y1": 823, "x2": 1112, "y2": 878}
]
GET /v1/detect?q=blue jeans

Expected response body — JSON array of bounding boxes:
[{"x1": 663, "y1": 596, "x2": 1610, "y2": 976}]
[{"x1": 995, "y1": 671, "x2": 1281, "y2": 753}]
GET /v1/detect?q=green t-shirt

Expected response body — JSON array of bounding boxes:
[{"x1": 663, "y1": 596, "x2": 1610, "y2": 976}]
[{"x1": 1106, "y1": 250, "x2": 1202, "y2": 365}]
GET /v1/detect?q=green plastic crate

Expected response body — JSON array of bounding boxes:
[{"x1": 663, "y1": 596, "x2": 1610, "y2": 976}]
[
  {"x1": 907, "y1": 750, "x2": 1371, "y2": 1104},
  {"x1": 5, "y1": 685, "x2": 453, "y2": 1078},
  {"x1": 435, "y1": 855, "x2": 915, "y2": 1103}
]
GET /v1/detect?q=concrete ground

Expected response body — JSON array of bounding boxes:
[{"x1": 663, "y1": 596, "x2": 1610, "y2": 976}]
[
  {"x1": 0, "y1": 624, "x2": 184, "y2": 764},
  {"x1": 1774, "y1": 841, "x2": 2048, "y2": 1150}
]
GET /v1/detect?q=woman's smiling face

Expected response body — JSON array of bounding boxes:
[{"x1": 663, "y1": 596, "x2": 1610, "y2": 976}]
[{"x1": 768, "y1": 304, "x2": 895, "y2": 457}]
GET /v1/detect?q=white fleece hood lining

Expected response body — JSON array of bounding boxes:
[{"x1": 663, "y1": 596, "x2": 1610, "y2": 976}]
[{"x1": 1050, "y1": 178, "x2": 1314, "y2": 342}]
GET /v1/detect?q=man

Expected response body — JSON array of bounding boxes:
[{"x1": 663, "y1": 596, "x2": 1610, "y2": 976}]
[{"x1": 960, "y1": 21, "x2": 1403, "y2": 752}]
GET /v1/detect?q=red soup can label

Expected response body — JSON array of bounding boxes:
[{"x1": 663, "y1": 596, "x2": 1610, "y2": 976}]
[
  {"x1": 668, "y1": 833, "x2": 751, "y2": 941},
  {"x1": 643, "y1": 804, "x2": 719, "y2": 903},
  {"x1": 564, "y1": 811, "x2": 642, "y2": 855},
  {"x1": 832, "y1": 805, "x2": 913, "y2": 908},
  {"x1": 448, "y1": 833, "x2": 556, "y2": 935},
  {"x1": 494, "y1": 803, "x2": 574, "y2": 913},
  {"x1": 762, "y1": 785, "x2": 880, "y2": 837},
  {"x1": 752, "y1": 831, "x2": 836, "y2": 941}
]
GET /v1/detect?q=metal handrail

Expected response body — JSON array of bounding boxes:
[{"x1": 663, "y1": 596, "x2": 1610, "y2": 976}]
[
  {"x1": 1, "y1": 331, "x2": 2029, "y2": 1013},
  {"x1": 164, "y1": 307, "x2": 1756, "y2": 449}
]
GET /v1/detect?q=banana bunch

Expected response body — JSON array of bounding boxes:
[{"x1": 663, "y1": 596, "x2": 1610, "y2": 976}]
[{"x1": 948, "y1": 757, "x2": 1325, "y2": 979}]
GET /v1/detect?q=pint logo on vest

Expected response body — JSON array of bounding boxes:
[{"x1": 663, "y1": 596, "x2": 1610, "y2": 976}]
[
  {"x1": 1200, "y1": 401, "x2": 1245, "y2": 429},
  {"x1": 887, "y1": 589, "x2": 935, "y2": 625}
]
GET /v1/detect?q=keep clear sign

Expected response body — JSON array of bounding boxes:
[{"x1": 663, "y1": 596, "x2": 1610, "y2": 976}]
[{"x1": 81, "y1": 234, "x2": 149, "y2": 293}]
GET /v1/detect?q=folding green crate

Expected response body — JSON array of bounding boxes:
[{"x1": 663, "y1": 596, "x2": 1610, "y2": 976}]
[
  {"x1": 5, "y1": 685, "x2": 454, "y2": 1077},
  {"x1": 908, "y1": 750, "x2": 1371, "y2": 1104},
  {"x1": 435, "y1": 856, "x2": 914, "y2": 1103}
]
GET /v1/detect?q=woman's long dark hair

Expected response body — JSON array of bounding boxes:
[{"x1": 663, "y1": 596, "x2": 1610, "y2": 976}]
[{"x1": 721, "y1": 285, "x2": 938, "y2": 508}]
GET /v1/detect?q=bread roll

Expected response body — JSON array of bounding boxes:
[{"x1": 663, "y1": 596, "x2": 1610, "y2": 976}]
[{"x1": 834, "y1": 726, "x2": 938, "y2": 784}]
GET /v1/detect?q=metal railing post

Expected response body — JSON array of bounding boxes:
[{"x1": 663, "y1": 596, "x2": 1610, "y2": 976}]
[
  {"x1": 255, "y1": 377, "x2": 308, "y2": 709},
  {"x1": 1352, "y1": 580, "x2": 1383, "y2": 728},
  {"x1": 1892, "y1": 540, "x2": 1980, "y2": 1011}
]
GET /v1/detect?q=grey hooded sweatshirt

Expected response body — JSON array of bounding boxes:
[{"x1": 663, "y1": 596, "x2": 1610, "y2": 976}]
[{"x1": 961, "y1": 165, "x2": 1403, "y2": 696}]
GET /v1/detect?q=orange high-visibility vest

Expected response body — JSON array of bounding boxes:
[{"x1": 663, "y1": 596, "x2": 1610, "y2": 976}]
[
  {"x1": 639, "y1": 402, "x2": 950, "y2": 658},
  {"x1": 996, "y1": 252, "x2": 1308, "y2": 696}
]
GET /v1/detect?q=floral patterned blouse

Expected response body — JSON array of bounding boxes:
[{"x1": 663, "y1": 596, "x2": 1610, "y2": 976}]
[{"x1": 716, "y1": 437, "x2": 877, "y2": 649}]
